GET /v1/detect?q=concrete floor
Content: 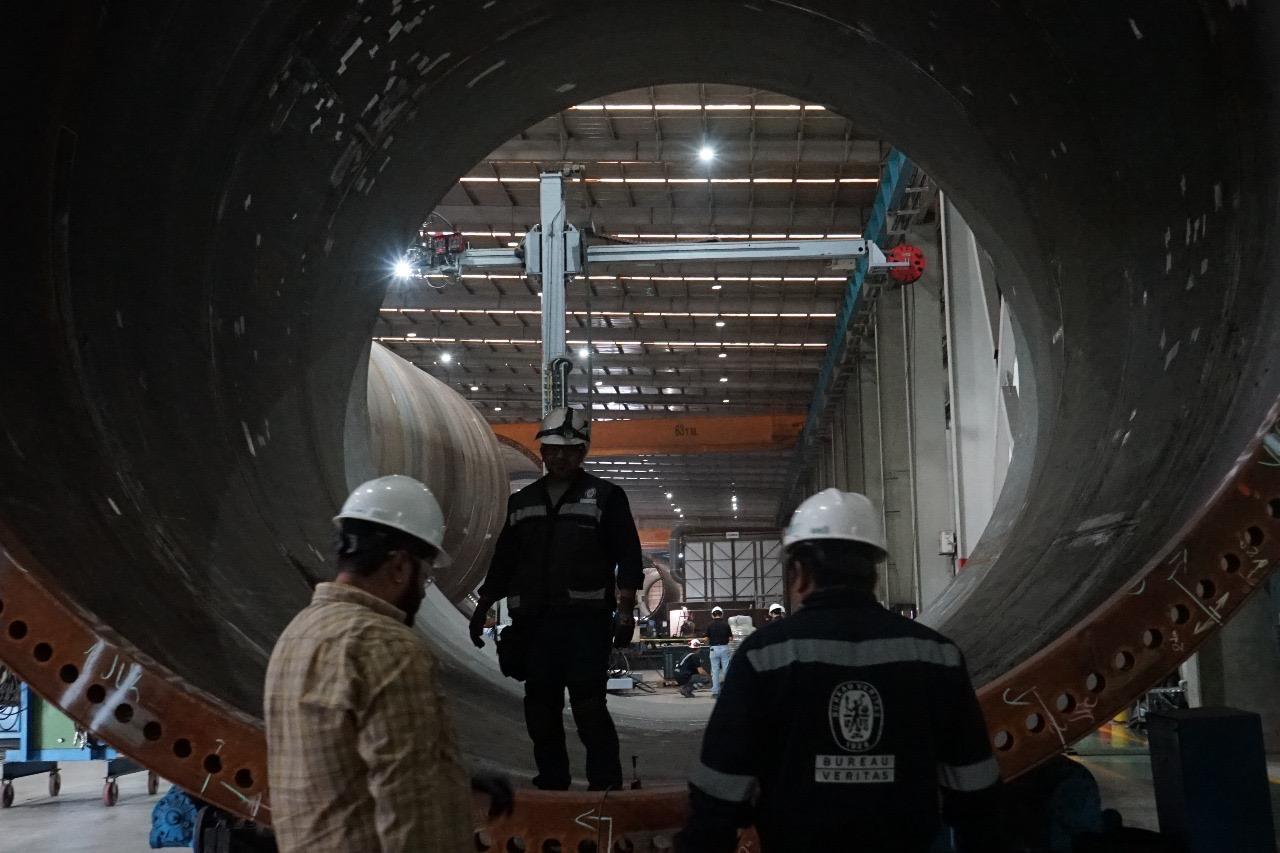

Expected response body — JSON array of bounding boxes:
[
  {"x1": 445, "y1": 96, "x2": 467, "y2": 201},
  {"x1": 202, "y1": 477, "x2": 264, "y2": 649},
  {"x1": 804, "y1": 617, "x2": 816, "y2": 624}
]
[
  {"x1": 1, "y1": 720, "x2": 1275, "y2": 852},
  {"x1": 0, "y1": 761, "x2": 162, "y2": 852}
]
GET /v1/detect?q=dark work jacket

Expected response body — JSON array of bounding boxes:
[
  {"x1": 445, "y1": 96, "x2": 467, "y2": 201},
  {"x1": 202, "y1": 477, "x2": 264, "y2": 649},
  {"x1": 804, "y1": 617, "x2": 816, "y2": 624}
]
[
  {"x1": 675, "y1": 588, "x2": 1004, "y2": 853},
  {"x1": 477, "y1": 471, "x2": 644, "y2": 617}
]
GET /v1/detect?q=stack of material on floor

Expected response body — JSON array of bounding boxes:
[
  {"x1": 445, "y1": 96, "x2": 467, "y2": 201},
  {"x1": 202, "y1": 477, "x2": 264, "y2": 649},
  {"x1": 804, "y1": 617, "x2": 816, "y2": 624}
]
[{"x1": 728, "y1": 615, "x2": 755, "y2": 655}]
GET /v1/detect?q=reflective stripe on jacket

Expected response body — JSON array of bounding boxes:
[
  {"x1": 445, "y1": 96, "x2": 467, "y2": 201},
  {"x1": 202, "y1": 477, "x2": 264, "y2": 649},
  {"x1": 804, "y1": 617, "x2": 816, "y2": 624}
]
[
  {"x1": 675, "y1": 587, "x2": 1003, "y2": 853},
  {"x1": 478, "y1": 472, "x2": 644, "y2": 615}
]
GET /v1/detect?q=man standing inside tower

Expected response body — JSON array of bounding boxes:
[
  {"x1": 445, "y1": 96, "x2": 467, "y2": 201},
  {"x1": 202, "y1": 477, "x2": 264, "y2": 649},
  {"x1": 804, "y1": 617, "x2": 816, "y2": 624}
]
[{"x1": 469, "y1": 406, "x2": 644, "y2": 791}]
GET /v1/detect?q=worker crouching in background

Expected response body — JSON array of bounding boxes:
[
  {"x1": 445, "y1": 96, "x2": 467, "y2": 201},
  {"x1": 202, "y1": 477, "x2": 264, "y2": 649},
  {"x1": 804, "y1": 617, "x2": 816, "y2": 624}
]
[
  {"x1": 469, "y1": 407, "x2": 644, "y2": 791},
  {"x1": 265, "y1": 475, "x2": 511, "y2": 853},
  {"x1": 676, "y1": 489, "x2": 1004, "y2": 853},
  {"x1": 676, "y1": 639, "x2": 711, "y2": 697}
]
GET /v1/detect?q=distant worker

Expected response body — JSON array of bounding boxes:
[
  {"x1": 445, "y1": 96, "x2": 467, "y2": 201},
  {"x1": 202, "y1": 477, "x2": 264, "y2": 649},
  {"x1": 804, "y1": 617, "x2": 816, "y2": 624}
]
[
  {"x1": 469, "y1": 407, "x2": 644, "y2": 791},
  {"x1": 676, "y1": 640, "x2": 711, "y2": 698},
  {"x1": 676, "y1": 489, "x2": 1002, "y2": 853},
  {"x1": 765, "y1": 602, "x2": 786, "y2": 622},
  {"x1": 703, "y1": 606, "x2": 733, "y2": 697},
  {"x1": 265, "y1": 475, "x2": 511, "y2": 853}
]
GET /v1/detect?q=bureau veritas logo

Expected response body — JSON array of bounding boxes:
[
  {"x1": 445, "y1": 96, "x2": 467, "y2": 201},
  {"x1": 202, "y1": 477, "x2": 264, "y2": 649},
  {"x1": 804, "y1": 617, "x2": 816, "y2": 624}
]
[{"x1": 828, "y1": 681, "x2": 884, "y2": 752}]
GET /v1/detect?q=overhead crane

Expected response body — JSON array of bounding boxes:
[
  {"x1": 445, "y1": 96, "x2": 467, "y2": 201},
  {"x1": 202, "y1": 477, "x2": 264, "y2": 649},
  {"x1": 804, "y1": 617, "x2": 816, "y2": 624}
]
[{"x1": 404, "y1": 170, "x2": 914, "y2": 415}]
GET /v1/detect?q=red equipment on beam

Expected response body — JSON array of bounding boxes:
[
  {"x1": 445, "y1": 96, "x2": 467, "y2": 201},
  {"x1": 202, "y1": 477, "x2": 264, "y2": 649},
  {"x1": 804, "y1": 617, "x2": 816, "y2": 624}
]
[{"x1": 887, "y1": 244, "x2": 926, "y2": 283}]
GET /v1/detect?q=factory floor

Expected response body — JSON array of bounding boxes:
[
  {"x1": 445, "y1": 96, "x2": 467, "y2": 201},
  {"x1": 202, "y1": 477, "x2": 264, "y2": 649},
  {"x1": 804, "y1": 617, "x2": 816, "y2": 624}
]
[{"x1": 0, "y1": 723, "x2": 1275, "y2": 852}]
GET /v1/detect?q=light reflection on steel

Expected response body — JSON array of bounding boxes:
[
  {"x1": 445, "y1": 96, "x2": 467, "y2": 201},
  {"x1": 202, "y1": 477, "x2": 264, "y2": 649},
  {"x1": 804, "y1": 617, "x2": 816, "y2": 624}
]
[{"x1": 0, "y1": 407, "x2": 1276, "y2": 842}]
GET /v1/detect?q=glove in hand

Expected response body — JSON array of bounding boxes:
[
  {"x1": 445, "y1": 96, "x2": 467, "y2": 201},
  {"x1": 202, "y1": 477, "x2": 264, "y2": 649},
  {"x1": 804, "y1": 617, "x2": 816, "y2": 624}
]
[
  {"x1": 471, "y1": 772, "x2": 515, "y2": 817},
  {"x1": 612, "y1": 614, "x2": 636, "y2": 649},
  {"x1": 468, "y1": 609, "x2": 487, "y2": 649}
]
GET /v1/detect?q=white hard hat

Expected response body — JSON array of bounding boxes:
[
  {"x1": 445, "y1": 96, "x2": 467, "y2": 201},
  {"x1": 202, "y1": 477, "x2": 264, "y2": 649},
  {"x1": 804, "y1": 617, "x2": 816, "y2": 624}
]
[
  {"x1": 782, "y1": 488, "x2": 887, "y2": 557},
  {"x1": 689, "y1": 639, "x2": 702, "y2": 649},
  {"x1": 334, "y1": 475, "x2": 452, "y2": 567},
  {"x1": 768, "y1": 603, "x2": 785, "y2": 615},
  {"x1": 536, "y1": 407, "x2": 591, "y2": 446},
  {"x1": 710, "y1": 606, "x2": 724, "y2": 616}
]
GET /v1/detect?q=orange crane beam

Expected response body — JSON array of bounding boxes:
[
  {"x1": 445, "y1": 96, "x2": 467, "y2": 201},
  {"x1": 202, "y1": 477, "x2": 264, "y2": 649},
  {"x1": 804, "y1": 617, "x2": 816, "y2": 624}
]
[{"x1": 491, "y1": 413, "x2": 806, "y2": 458}]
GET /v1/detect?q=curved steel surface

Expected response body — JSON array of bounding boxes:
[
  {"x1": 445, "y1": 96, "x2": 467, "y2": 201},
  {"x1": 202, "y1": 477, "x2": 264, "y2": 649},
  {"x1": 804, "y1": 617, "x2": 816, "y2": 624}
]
[
  {"x1": 365, "y1": 342, "x2": 507, "y2": 601},
  {"x1": 4, "y1": 0, "x2": 1280, "y2": 834}
]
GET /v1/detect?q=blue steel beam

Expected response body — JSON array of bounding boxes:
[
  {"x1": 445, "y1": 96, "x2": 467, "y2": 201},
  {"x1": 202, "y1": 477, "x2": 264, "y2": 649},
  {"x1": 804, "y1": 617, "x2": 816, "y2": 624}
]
[{"x1": 778, "y1": 149, "x2": 911, "y2": 520}]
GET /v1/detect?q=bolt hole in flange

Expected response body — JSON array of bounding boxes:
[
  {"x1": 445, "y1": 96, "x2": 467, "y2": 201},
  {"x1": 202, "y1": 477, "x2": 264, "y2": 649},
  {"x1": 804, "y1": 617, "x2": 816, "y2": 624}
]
[
  {"x1": 1268, "y1": 498, "x2": 1280, "y2": 519},
  {"x1": 114, "y1": 703, "x2": 134, "y2": 723},
  {"x1": 7, "y1": 620, "x2": 28, "y2": 640},
  {"x1": 86, "y1": 683, "x2": 106, "y2": 703},
  {"x1": 172, "y1": 738, "x2": 192, "y2": 759},
  {"x1": 1085, "y1": 672, "x2": 1106, "y2": 693},
  {"x1": 58, "y1": 663, "x2": 79, "y2": 683},
  {"x1": 1243, "y1": 526, "x2": 1266, "y2": 548},
  {"x1": 32, "y1": 642, "x2": 52, "y2": 662},
  {"x1": 506, "y1": 838, "x2": 526, "y2": 852},
  {"x1": 1169, "y1": 603, "x2": 1191, "y2": 624},
  {"x1": 1055, "y1": 693, "x2": 1076, "y2": 713},
  {"x1": 474, "y1": 829, "x2": 493, "y2": 851},
  {"x1": 578, "y1": 841, "x2": 599, "y2": 853},
  {"x1": 1024, "y1": 713, "x2": 1045, "y2": 733},
  {"x1": 234, "y1": 768, "x2": 254, "y2": 789},
  {"x1": 1141, "y1": 629, "x2": 1163, "y2": 649},
  {"x1": 1195, "y1": 578, "x2": 1216, "y2": 599},
  {"x1": 203, "y1": 754, "x2": 223, "y2": 774},
  {"x1": 993, "y1": 730, "x2": 1014, "y2": 751},
  {"x1": 542, "y1": 840, "x2": 563, "y2": 853},
  {"x1": 143, "y1": 721, "x2": 163, "y2": 741},
  {"x1": 1220, "y1": 553, "x2": 1241, "y2": 573},
  {"x1": 1112, "y1": 651, "x2": 1135, "y2": 672}
]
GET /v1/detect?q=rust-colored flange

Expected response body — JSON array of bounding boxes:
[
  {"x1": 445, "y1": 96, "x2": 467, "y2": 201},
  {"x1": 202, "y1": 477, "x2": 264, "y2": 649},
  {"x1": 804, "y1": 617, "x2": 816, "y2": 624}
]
[
  {"x1": 977, "y1": 407, "x2": 1280, "y2": 775},
  {"x1": 1, "y1": 409, "x2": 1277, "y2": 842},
  {"x1": 0, "y1": 537, "x2": 273, "y2": 820}
]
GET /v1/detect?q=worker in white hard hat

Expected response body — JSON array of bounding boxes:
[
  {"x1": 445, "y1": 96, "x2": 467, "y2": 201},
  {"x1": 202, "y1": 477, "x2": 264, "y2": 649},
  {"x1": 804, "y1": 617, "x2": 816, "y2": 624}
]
[
  {"x1": 675, "y1": 639, "x2": 710, "y2": 698},
  {"x1": 470, "y1": 406, "x2": 644, "y2": 791},
  {"x1": 265, "y1": 475, "x2": 511, "y2": 853},
  {"x1": 677, "y1": 489, "x2": 1003, "y2": 853},
  {"x1": 703, "y1": 605, "x2": 732, "y2": 697},
  {"x1": 765, "y1": 602, "x2": 786, "y2": 622}
]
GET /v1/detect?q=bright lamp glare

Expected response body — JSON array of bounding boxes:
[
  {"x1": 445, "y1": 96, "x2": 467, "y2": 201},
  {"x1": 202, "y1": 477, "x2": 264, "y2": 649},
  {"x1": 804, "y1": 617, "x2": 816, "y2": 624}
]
[
  {"x1": 698, "y1": 145, "x2": 715, "y2": 162},
  {"x1": 578, "y1": 347, "x2": 590, "y2": 359},
  {"x1": 440, "y1": 352, "x2": 453, "y2": 363},
  {"x1": 393, "y1": 259, "x2": 414, "y2": 279}
]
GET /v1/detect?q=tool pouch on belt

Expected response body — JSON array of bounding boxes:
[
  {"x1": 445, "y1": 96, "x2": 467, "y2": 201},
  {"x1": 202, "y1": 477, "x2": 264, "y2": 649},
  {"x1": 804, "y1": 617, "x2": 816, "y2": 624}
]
[{"x1": 495, "y1": 621, "x2": 529, "y2": 681}]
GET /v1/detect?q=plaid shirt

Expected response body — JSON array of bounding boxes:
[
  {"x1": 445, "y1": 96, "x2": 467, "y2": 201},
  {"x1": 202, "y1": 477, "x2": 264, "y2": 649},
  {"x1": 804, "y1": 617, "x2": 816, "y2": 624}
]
[{"x1": 265, "y1": 583, "x2": 473, "y2": 852}]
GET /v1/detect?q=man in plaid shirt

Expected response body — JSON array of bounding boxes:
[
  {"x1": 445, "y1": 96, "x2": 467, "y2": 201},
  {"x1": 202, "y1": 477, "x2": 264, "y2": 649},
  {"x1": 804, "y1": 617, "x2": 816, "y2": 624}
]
[{"x1": 265, "y1": 475, "x2": 508, "y2": 852}]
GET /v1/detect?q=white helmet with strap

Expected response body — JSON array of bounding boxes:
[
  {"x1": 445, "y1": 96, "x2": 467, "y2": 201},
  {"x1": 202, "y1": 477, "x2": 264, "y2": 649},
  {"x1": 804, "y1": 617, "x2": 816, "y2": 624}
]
[
  {"x1": 782, "y1": 488, "x2": 888, "y2": 559},
  {"x1": 536, "y1": 406, "x2": 591, "y2": 446},
  {"x1": 334, "y1": 474, "x2": 452, "y2": 567},
  {"x1": 768, "y1": 603, "x2": 786, "y2": 616}
]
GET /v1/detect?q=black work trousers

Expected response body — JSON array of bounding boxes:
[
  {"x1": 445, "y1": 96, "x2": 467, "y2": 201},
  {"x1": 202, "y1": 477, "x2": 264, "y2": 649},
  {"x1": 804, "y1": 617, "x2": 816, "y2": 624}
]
[{"x1": 522, "y1": 610, "x2": 621, "y2": 790}]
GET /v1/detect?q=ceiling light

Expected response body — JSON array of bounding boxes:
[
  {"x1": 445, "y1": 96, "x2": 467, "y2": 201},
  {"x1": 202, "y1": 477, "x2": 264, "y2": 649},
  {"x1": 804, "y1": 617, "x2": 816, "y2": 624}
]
[
  {"x1": 470, "y1": 385, "x2": 480, "y2": 392},
  {"x1": 393, "y1": 259, "x2": 414, "y2": 279},
  {"x1": 711, "y1": 284, "x2": 722, "y2": 290},
  {"x1": 715, "y1": 320, "x2": 725, "y2": 328},
  {"x1": 595, "y1": 379, "x2": 604, "y2": 386},
  {"x1": 665, "y1": 492, "x2": 673, "y2": 499},
  {"x1": 698, "y1": 145, "x2": 716, "y2": 161},
  {"x1": 493, "y1": 406, "x2": 502, "y2": 412},
  {"x1": 406, "y1": 332, "x2": 417, "y2": 338},
  {"x1": 718, "y1": 351, "x2": 727, "y2": 358},
  {"x1": 578, "y1": 347, "x2": 590, "y2": 358},
  {"x1": 719, "y1": 376, "x2": 728, "y2": 382},
  {"x1": 440, "y1": 352, "x2": 453, "y2": 363},
  {"x1": 722, "y1": 398, "x2": 730, "y2": 403}
]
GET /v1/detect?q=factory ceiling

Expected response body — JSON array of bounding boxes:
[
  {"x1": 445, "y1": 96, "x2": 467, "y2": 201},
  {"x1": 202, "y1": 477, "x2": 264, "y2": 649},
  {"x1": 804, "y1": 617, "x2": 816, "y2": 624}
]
[{"x1": 376, "y1": 82, "x2": 898, "y2": 530}]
